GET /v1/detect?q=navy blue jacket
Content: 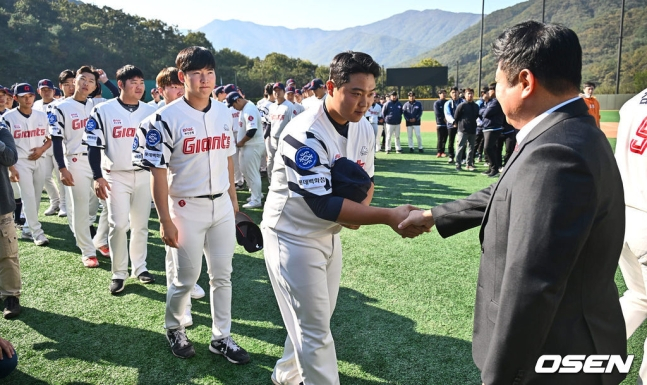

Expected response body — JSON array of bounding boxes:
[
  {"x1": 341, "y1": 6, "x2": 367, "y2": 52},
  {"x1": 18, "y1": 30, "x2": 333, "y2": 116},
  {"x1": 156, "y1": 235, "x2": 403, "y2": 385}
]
[
  {"x1": 479, "y1": 98, "x2": 505, "y2": 130},
  {"x1": 402, "y1": 100, "x2": 423, "y2": 126},
  {"x1": 382, "y1": 100, "x2": 403, "y2": 125},
  {"x1": 434, "y1": 99, "x2": 447, "y2": 127}
]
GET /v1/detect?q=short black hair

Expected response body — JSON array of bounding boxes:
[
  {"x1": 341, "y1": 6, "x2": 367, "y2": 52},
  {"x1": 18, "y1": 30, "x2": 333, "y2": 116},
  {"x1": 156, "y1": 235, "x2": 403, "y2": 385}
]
[
  {"x1": 450, "y1": 87, "x2": 459, "y2": 92},
  {"x1": 175, "y1": 46, "x2": 215, "y2": 73},
  {"x1": 328, "y1": 51, "x2": 380, "y2": 89},
  {"x1": 59, "y1": 69, "x2": 75, "y2": 85},
  {"x1": 116, "y1": 65, "x2": 144, "y2": 85},
  {"x1": 583, "y1": 81, "x2": 596, "y2": 88},
  {"x1": 492, "y1": 21, "x2": 581, "y2": 95},
  {"x1": 438, "y1": 89, "x2": 446, "y2": 94},
  {"x1": 264, "y1": 83, "x2": 274, "y2": 97},
  {"x1": 488, "y1": 82, "x2": 496, "y2": 90},
  {"x1": 465, "y1": 88, "x2": 474, "y2": 94},
  {"x1": 76, "y1": 65, "x2": 99, "y2": 84}
]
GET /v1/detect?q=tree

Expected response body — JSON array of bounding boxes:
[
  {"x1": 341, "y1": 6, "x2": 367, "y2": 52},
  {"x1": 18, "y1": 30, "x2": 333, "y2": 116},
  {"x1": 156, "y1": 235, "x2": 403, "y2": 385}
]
[{"x1": 413, "y1": 58, "x2": 443, "y2": 68}]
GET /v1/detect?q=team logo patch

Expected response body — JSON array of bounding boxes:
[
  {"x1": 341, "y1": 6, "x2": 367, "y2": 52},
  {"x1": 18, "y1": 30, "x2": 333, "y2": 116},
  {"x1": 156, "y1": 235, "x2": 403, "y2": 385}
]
[
  {"x1": 132, "y1": 136, "x2": 139, "y2": 151},
  {"x1": 146, "y1": 129, "x2": 162, "y2": 146},
  {"x1": 295, "y1": 146, "x2": 318, "y2": 170},
  {"x1": 178, "y1": 200, "x2": 186, "y2": 207},
  {"x1": 86, "y1": 118, "x2": 97, "y2": 131},
  {"x1": 48, "y1": 114, "x2": 57, "y2": 125},
  {"x1": 248, "y1": 116, "x2": 254, "y2": 121},
  {"x1": 360, "y1": 146, "x2": 368, "y2": 156}
]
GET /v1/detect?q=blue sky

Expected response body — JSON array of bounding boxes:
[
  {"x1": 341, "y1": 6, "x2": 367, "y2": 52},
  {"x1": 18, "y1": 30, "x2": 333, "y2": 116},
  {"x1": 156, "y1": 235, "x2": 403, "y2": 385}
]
[{"x1": 82, "y1": 0, "x2": 528, "y2": 30}]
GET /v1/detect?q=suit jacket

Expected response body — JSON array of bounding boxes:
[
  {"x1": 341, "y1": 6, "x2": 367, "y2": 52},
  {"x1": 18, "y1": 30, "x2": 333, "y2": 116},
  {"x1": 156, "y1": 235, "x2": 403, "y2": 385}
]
[{"x1": 431, "y1": 99, "x2": 626, "y2": 385}]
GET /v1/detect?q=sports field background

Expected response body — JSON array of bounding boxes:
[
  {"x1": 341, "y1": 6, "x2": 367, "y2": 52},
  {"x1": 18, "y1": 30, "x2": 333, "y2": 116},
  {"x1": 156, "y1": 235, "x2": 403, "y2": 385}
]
[{"x1": 2, "y1": 131, "x2": 642, "y2": 384}]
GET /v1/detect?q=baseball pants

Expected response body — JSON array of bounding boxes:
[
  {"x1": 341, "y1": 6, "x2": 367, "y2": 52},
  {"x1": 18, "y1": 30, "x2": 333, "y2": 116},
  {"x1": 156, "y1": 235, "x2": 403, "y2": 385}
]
[
  {"x1": 42, "y1": 154, "x2": 63, "y2": 209},
  {"x1": 65, "y1": 154, "x2": 107, "y2": 258},
  {"x1": 447, "y1": 125, "x2": 457, "y2": 158},
  {"x1": 407, "y1": 125, "x2": 422, "y2": 150},
  {"x1": 436, "y1": 125, "x2": 448, "y2": 155},
  {"x1": 385, "y1": 123, "x2": 401, "y2": 152},
  {"x1": 104, "y1": 169, "x2": 151, "y2": 280},
  {"x1": 165, "y1": 195, "x2": 236, "y2": 342},
  {"x1": 483, "y1": 130, "x2": 502, "y2": 173},
  {"x1": 266, "y1": 137, "x2": 279, "y2": 183},
  {"x1": 14, "y1": 157, "x2": 47, "y2": 239},
  {"x1": 263, "y1": 226, "x2": 342, "y2": 385},
  {"x1": 618, "y1": 206, "x2": 647, "y2": 384},
  {"x1": 455, "y1": 132, "x2": 476, "y2": 167},
  {"x1": 232, "y1": 134, "x2": 244, "y2": 186},
  {"x1": 240, "y1": 143, "x2": 265, "y2": 204},
  {"x1": 373, "y1": 123, "x2": 382, "y2": 152},
  {"x1": 0, "y1": 212, "x2": 20, "y2": 299}
]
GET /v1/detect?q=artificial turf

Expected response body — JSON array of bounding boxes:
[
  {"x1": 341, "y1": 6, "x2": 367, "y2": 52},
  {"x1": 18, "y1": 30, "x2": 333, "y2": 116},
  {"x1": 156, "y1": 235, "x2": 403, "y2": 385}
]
[{"x1": 1, "y1": 133, "x2": 641, "y2": 384}]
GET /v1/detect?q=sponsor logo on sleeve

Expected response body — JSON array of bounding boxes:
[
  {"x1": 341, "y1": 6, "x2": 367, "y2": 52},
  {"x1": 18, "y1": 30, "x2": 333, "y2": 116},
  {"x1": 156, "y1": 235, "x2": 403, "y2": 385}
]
[
  {"x1": 146, "y1": 129, "x2": 162, "y2": 146},
  {"x1": 86, "y1": 118, "x2": 97, "y2": 131},
  {"x1": 48, "y1": 114, "x2": 57, "y2": 125},
  {"x1": 143, "y1": 149, "x2": 163, "y2": 166},
  {"x1": 84, "y1": 133, "x2": 99, "y2": 146},
  {"x1": 295, "y1": 146, "x2": 318, "y2": 170},
  {"x1": 297, "y1": 174, "x2": 327, "y2": 189},
  {"x1": 132, "y1": 136, "x2": 139, "y2": 151}
]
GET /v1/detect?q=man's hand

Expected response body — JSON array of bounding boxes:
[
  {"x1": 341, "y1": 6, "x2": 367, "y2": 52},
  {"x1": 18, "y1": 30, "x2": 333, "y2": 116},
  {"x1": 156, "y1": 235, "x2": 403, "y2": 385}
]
[
  {"x1": 399, "y1": 209, "x2": 435, "y2": 232},
  {"x1": 388, "y1": 205, "x2": 430, "y2": 238},
  {"x1": 8, "y1": 166, "x2": 18, "y2": 182},
  {"x1": 60, "y1": 168, "x2": 74, "y2": 186},
  {"x1": 236, "y1": 141, "x2": 244, "y2": 148},
  {"x1": 0, "y1": 337, "x2": 14, "y2": 360},
  {"x1": 93, "y1": 177, "x2": 110, "y2": 200},
  {"x1": 341, "y1": 224, "x2": 361, "y2": 230},
  {"x1": 97, "y1": 69, "x2": 108, "y2": 84},
  {"x1": 160, "y1": 219, "x2": 179, "y2": 248}
]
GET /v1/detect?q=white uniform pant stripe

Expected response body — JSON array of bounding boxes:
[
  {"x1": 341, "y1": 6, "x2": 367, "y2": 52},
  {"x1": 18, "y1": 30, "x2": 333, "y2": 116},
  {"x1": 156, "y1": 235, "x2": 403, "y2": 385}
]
[
  {"x1": 241, "y1": 143, "x2": 265, "y2": 204},
  {"x1": 385, "y1": 123, "x2": 401, "y2": 152},
  {"x1": 165, "y1": 196, "x2": 235, "y2": 342},
  {"x1": 104, "y1": 170, "x2": 151, "y2": 280},
  {"x1": 15, "y1": 157, "x2": 47, "y2": 238},
  {"x1": 263, "y1": 226, "x2": 342, "y2": 385}
]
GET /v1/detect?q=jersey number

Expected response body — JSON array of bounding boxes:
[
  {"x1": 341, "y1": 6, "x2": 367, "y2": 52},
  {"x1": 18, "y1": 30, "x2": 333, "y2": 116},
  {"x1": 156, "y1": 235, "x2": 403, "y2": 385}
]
[{"x1": 629, "y1": 116, "x2": 647, "y2": 155}]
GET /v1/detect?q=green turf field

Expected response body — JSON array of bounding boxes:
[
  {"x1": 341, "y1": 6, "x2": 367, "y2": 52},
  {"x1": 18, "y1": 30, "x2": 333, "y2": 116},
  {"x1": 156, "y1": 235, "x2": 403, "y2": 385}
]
[
  {"x1": 421, "y1": 110, "x2": 620, "y2": 123},
  {"x1": 2, "y1": 133, "x2": 639, "y2": 384}
]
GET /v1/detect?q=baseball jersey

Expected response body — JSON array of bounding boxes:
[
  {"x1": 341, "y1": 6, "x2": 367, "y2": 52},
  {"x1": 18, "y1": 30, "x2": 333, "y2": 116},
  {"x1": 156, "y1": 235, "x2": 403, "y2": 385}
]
[
  {"x1": 237, "y1": 101, "x2": 263, "y2": 146},
  {"x1": 365, "y1": 103, "x2": 382, "y2": 124},
  {"x1": 292, "y1": 102, "x2": 305, "y2": 115},
  {"x1": 33, "y1": 99, "x2": 54, "y2": 155},
  {"x1": 230, "y1": 106, "x2": 240, "y2": 134},
  {"x1": 582, "y1": 95, "x2": 601, "y2": 128},
  {"x1": 2, "y1": 109, "x2": 49, "y2": 159},
  {"x1": 263, "y1": 102, "x2": 375, "y2": 238},
  {"x1": 301, "y1": 95, "x2": 326, "y2": 111},
  {"x1": 49, "y1": 98, "x2": 97, "y2": 155},
  {"x1": 256, "y1": 98, "x2": 273, "y2": 127},
  {"x1": 615, "y1": 88, "x2": 647, "y2": 212},
  {"x1": 268, "y1": 99, "x2": 297, "y2": 139},
  {"x1": 85, "y1": 99, "x2": 156, "y2": 171},
  {"x1": 133, "y1": 98, "x2": 236, "y2": 197}
]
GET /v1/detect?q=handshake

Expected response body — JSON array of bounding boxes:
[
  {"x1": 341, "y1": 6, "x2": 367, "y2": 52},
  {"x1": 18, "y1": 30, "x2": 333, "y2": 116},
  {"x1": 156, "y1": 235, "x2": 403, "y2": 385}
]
[{"x1": 391, "y1": 204, "x2": 435, "y2": 238}]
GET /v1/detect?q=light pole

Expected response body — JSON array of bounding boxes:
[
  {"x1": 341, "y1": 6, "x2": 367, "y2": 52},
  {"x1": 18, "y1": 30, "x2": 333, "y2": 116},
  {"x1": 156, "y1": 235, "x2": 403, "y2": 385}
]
[
  {"x1": 542, "y1": 0, "x2": 546, "y2": 22},
  {"x1": 615, "y1": 0, "x2": 625, "y2": 94},
  {"x1": 478, "y1": 0, "x2": 485, "y2": 89},
  {"x1": 455, "y1": 60, "x2": 459, "y2": 88}
]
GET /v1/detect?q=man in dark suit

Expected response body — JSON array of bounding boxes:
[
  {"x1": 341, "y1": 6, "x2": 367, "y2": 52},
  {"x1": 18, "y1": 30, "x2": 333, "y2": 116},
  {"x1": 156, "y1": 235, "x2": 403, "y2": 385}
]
[{"x1": 399, "y1": 21, "x2": 627, "y2": 385}]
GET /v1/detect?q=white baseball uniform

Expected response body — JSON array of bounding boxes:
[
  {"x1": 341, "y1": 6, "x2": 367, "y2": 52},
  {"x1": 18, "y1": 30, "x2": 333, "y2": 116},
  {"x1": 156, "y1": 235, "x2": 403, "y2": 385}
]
[
  {"x1": 49, "y1": 97, "x2": 108, "y2": 258},
  {"x1": 2, "y1": 109, "x2": 49, "y2": 240},
  {"x1": 230, "y1": 106, "x2": 244, "y2": 186},
  {"x1": 86, "y1": 99, "x2": 156, "y2": 280},
  {"x1": 34, "y1": 99, "x2": 62, "y2": 210},
  {"x1": 237, "y1": 101, "x2": 265, "y2": 205},
  {"x1": 134, "y1": 97, "x2": 237, "y2": 340},
  {"x1": 262, "y1": 102, "x2": 375, "y2": 385},
  {"x1": 365, "y1": 102, "x2": 382, "y2": 151},
  {"x1": 616, "y1": 88, "x2": 647, "y2": 382},
  {"x1": 301, "y1": 94, "x2": 326, "y2": 111},
  {"x1": 266, "y1": 99, "x2": 296, "y2": 182}
]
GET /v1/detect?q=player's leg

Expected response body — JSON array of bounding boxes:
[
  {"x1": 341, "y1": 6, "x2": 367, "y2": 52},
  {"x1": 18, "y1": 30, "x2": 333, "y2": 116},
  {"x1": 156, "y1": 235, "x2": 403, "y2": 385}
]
[
  {"x1": 266, "y1": 137, "x2": 278, "y2": 182},
  {"x1": 43, "y1": 155, "x2": 60, "y2": 215},
  {"x1": 393, "y1": 123, "x2": 401, "y2": 152},
  {"x1": 15, "y1": 160, "x2": 46, "y2": 243},
  {"x1": 436, "y1": 126, "x2": 447, "y2": 156},
  {"x1": 233, "y1": 146, "x2": 244, "y2": 188},
  {"x1": 242, "y1": 144, "x2": 264, "y2": 207},
  {"x1": 447, "y1": 126, "x2": 457, "y2": 161},
  {"x1": 104, "y1": 171, "x2": 131, "y2": 282},
  {"x1": 414, "y1": 125, "x2": 423, "y2": 150},
  {"x1": 384, "y1": 124, "x2": 393, "y2": 153},
  {"x1": 407, "y1": 125, "x2": 414, "y2": 151},
  {"x1": 373, "y1": 123, "x2": 381, "y2": 152},
  {"x1": 264, "y1": 227, "x2": 341, "y2": 385},
  {"x1": 128, "y1": 170, "x2": 152, "y2": 279},
  {"x1": 66, "y1": 156, "x2": 97, "y2": 263}
]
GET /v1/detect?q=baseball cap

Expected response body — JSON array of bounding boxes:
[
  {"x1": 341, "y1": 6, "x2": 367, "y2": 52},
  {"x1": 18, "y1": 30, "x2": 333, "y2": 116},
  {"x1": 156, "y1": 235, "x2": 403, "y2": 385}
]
[
  {"x1": 330, "y1": 157, "x2": 372, "y2": 203},
  {"x1": 214, "y1": 86, "x2": 225, "y2": 95},
  {"x1": 0, "y1": 85, "x2": 5, "y2": 94},
  {"x1": 310, "y1": 78, "x2": 324, "y2": 91},
  {"x1": 285, "y1": 86, "x2": 296, "y2": 94},
  {"x1": 226, "y1": 91, "x2": 242, "y2": 107},
  {"x1": 15, "y1": 83, "x2": 35, "y2": 96},
  {"x1": 295, "y1": 89, "x2": 302, "y2": 96},
  {"x1": 235, "y1": 212, "x2": 264, "y2": 253},
  {"x1": 223, "y1": 84, "x2": 237, "y2": 94},
  {"x1": 273, "y1": 82, "x2": 285, "y2": 91},
  {"x1": 54, "y1": 87, "x2": 63, "y2": 97},
  {"x1": 286, "y1": 78, "x2": 295, "y2": 85},
  {"x1": 38, "y1": 79, "x2": 54, "y2": 90}
]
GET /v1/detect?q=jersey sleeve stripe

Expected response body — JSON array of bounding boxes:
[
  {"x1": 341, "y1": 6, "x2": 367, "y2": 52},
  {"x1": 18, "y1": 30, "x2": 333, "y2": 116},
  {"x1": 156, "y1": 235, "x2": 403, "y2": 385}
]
[
  {"x1": 305, "y1": 131, "x2": 328, "y2": 153},
  {"x1": 157, "y1": 115, "x2": 173, "y2": 140},
  {"x1": 283, "y1": 134, "x2": 307, "y2": 150}
]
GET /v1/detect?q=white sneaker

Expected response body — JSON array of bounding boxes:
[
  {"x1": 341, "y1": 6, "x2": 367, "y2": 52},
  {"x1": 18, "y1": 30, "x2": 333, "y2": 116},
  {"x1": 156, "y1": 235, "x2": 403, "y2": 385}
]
[
  {"x1": 242, "y1": 201, "x2": 262, "y2": 209},
  {"x1": 246, "y1": 194, "x2": 264, "y2": 202},
  {"x1": 44, "y1": 205, "x2": 59, "y2": 216},
  {"x1": 183, "y1": 304, "x2": 193, "y2": 327},
  {"x1": 34, "y1": 233, "x2": 49, "y2": 246},
  {"x1": 58, "y1": 209, "x2": 67, "y2": 217},
  {"x1": 190, "y1": 284, "x2": 205, "y2": 299}
]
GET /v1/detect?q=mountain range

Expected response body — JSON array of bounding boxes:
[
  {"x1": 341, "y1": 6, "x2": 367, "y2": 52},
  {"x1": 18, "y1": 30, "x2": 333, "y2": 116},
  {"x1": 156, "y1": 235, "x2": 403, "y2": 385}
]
[{"x1": 197, "y1": 9, "x2": 481, "y2": 67}]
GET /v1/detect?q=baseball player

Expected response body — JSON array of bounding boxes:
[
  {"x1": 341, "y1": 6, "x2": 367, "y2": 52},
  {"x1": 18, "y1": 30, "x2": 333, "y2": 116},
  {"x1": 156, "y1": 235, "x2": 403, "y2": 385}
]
[
  {"x1": 33, "y1": 79, "x2": 62, "y2": 217},
  {"x1": 0, "y1": 87, "x2": 8, "y2": 116},
  {"x1": 148, "y1": 88, "x2": 162, "y2": 109},
  {"x1": 227, "y1": 91, "x2": 265, "y2": 208},
  {"x1": 285, "y1": 86, "x2": 304, "y2": 115},
  {"x1": 365, "y1": 93, "x2": 382, "y2": 151},
  {"x1": 262, "y1": 51, "x2": 423, "y2": 385},
  {"x1": 615, "y1": 88, "x2": 647, "y2": 383},
  {"x1": 301, "y1": 79, "x2": 326, "y2": 110},
  {"x1": 3, "y1": 83, "x2": 51, "y2": 246},
  {"x1": 402, "y1": 91, "x2": 423, "y2": 153},
  {"x1": 266, "y1": 83, "x2": 296, "y2": 182},
  {"x1": 294, "y1": 89, "x2": 303, "y2": 105},
  {"x1": 85, "y1": 65, "x2": 157, "y2": 294},
  {"x1": 134, "y1": 46, "x2": 249, "y2": 363},
  {"x1": 49, "y1": 66, "x2": 109, "y2": 268},
  {"x1": 224, "y1": 84, "x2": 245, "y2": 190},
  {"x1": 257, "y1": 83, "x2": 275, "y2": 176}
]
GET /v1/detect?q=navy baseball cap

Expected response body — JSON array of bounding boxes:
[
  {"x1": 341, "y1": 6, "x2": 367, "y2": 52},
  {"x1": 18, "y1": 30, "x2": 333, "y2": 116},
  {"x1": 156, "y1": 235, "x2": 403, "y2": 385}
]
[
  {"x1": 38, "y1": 79, "x2": 54, "y2": 89},
  {"x1": 214, "y1": 86, "x2": 225, "y2": 95},
  {"x1": 285, "y1": 86, "x2": 296, "y2": 94},
  {"x1": 235, "y1": 212, "x2": 263, "y2": 253},
  {"x1": 223, "y1": 84, "x2": 237, "y2": 94},
  {"x1": 15, "y1": 83, "x2": 35, "y2": 96},
  {"x1": 310, "y1": 78, "x2": 324, "y2": 90},
  {"x1": 273, "y1": 82, "x2": 285, "y2": 91},
  {"x1": 54, "y1": 87, "x2": 63, "y2": 97},
  {"x1": 330, "y1": 157, "x2": 372, "y2": 203},
  {"x1": 226, "y1": 91, "x2": 242, "y2": 107},
  {"x1": 286, "y1": 78, "x2": 295, "y2": 84},
  {"x1": 295, "y1": 89, "x2": 303, "y2": 96}
]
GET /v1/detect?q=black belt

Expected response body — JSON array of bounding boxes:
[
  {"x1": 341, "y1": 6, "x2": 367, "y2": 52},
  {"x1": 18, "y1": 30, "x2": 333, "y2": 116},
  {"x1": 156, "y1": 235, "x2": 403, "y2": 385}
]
[{"x1": 195, "y1": 193, "x2": 223, "y2": 200}]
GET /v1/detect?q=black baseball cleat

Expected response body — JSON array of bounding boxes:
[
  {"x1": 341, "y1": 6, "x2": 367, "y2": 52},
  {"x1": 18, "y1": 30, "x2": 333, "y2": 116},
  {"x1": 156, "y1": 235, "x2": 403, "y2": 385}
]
[
  {"x1": 137, "y1": 271, "x2": 155, "y2": 284},
  {"x1": 210, "y1": 336, "x2": 250, "y2": 364},
  {"x1": 3, "y1": 296, "x2": 20, "y2": 319},
  {"x1": 419, "y1": 148, "x2": 424, "y2": 153},
  {"x1": 409, "y1": 148, "x2": 414, "y2": 153},
  {"x1": 167, "y1": 328, "x2": 195, "y2": 358},
  {"x1": 109, "y1": 279, "x2": 124, "y2": 295}
]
